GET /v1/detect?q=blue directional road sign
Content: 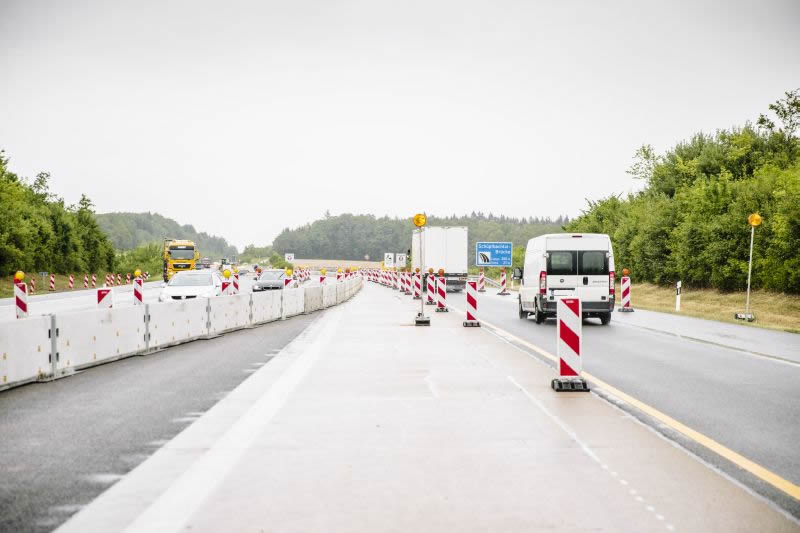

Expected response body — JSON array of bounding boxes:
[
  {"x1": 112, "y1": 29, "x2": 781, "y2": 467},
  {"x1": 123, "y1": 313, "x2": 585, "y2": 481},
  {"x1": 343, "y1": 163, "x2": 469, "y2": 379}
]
[{"x1": 475, "y1": 242, "x2": 513, "y2": 267}]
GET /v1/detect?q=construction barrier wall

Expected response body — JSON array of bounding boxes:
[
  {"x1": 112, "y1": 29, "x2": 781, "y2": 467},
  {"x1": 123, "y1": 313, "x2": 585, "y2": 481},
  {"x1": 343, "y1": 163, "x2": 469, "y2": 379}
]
[
  {"x1": 0, "y1": 279, "x2": 363, "y2": 392},
  {"x1": 0, "y1": 315, "x2": 51, "y2": 390}
]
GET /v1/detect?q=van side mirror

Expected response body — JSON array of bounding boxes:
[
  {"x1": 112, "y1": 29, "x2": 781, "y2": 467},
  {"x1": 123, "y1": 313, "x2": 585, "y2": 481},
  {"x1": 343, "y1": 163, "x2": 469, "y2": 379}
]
[{"x1": 512, "y1": 267, "x2": 523, "y2": 280}]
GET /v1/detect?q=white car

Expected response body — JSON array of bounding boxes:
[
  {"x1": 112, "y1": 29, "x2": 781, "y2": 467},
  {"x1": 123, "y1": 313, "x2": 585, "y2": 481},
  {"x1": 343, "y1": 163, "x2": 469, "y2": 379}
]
[
  {"x1": 515, "y1": 233, "x2": 616, "y2": 325},
  {"x1": 159, "y1": 270, "x2": 223, "y2": 302}
]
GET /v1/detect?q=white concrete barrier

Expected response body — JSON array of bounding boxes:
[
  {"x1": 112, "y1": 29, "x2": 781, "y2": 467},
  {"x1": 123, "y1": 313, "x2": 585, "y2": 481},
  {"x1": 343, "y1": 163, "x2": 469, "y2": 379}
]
[
  {"x1": 57, "y1": 306, "x2": 146, "y2": 373},
  {"x1": 282, "y1": 288, "x2": 304, "y2": 318},
  {"x1": 252, "y1": 290, "x2": 282, "y2": 324},
  {"x1": 303, "y1": 286, "x2": 323, "y2": 314},
  {"x1": 0, "y1": 315, "x2": 51, "y2": 390},
  {"x1": 322, "y1": 284, "x2": 336, "y2": 308},
  {"x1": 336, "y1": 283, "x2": 345, "y2": 304},
  {"x1": 148, "y1": 298, "x2": 209, "y2": 350},
  {"x1": 208, "y1": 293, "x2": 251, "y2": 335}
]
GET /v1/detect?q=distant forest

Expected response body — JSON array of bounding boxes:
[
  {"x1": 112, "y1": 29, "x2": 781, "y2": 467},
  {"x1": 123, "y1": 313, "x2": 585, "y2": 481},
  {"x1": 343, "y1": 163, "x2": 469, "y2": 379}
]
[
  {"x1": 95, "y1": 212, "x2": 239, "y2": 259},
  {"x1": 271, "y1": 212, "x2": 568, "y2": 264}
]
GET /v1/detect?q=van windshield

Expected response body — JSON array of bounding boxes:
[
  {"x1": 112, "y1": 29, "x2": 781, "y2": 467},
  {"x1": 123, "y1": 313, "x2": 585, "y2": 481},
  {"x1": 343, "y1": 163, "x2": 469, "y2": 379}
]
[
  {"x1": 547, "y1": 251, "x2": 577, "y2": 275},
  {"x1": 579, "y1": 251, "x2": 609, "y2": 275}
]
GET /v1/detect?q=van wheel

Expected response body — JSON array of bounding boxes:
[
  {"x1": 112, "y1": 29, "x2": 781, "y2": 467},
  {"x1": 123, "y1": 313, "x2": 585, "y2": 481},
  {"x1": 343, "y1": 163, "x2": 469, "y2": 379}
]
[
  {"x1": 600, "y1": 313, "x2": 611, "y2": 325},
  {"x1": 518, "y1": 301, "x2": 527, "y2": 319},
  {"x1": 534, "y1": 303, "x2": 545, "y2": 324}
]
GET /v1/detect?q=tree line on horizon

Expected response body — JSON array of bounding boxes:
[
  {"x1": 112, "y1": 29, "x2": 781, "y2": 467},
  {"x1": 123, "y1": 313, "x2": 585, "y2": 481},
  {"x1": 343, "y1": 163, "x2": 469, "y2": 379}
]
[{"x1": 567, "y1": 89, "x2": 800, "y2": 293}]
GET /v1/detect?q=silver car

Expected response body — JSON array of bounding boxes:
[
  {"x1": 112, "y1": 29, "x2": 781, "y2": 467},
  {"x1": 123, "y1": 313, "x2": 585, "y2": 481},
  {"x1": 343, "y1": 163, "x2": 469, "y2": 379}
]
[{"x1": 252, "y1": 270, "x2": 294, "y2": 291}]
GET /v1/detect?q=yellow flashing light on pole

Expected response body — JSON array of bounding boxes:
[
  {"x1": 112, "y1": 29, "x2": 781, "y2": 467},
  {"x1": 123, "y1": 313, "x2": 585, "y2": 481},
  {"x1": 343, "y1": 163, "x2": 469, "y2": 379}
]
[
  {"x1": 337, "y1": 267, "x2": 343, "y2": 273},
  {"x1": 285, "y1": 268, "x2": 293, "y2": 277},
  {"x1": 134, "y1": 269, "x2": 142, "y2": 278},
  {"x1": 223, "y1": 269, "x2": 231, "y2": 279},
  {"x1": 413, "y1": 213, "x2": 427, "y2": 227},
  {"x1": 321, "y1": 268, "x2": 327, "y2": 275},
  {"x1": 748, "y1": 213, "x2": 762, "y2": 227},
  {"x1": 14, "y1": 270, "x2": 25, "y2": 282}
]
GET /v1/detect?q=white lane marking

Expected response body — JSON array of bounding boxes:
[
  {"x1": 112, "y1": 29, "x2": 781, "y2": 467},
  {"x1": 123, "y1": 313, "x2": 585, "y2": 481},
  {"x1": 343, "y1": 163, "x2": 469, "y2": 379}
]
[
  {"x1": 424, "y1": 373, "x2": 440, "y2": 398},
  {"x1": 84, "y1": 473, "x2": 124, "y2": 484},
  {"x1": 123, "y1": 306, "x2": 341, "y2": 533}
]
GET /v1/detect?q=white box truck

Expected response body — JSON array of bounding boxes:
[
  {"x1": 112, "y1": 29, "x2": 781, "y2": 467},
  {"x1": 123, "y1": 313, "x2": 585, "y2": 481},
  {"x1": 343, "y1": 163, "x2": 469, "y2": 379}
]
[
  {"x1": 515, "y1": 233, "x2": 616, "y2": 325},
  {"x1": 411, "y1": 226, "x2": 468, "y2": 292}
]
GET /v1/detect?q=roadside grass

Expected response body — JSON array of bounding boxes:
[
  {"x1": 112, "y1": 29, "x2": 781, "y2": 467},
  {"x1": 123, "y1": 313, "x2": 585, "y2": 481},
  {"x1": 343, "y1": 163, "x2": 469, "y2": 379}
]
[
  {"x1": 617, "y1": 282, "x2": 800, "y2": 334},
  {"x1": 1, "y1": 272, "x2": 159, "y2": 299}
]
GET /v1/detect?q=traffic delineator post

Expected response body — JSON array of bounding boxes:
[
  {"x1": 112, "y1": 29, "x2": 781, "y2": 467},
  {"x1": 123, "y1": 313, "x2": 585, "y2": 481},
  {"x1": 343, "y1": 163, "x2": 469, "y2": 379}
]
[
  {"x1": 233, "y1": 273, "x2": 240, "y2": 294},
  {"x1": 91, "y1": 274, "x2": 97, "y2": 288},
  {"x1": 116, "y1": 273, "x2": 122, "y2": 285},
  {"x1": 96, "y1": 287, "x2": 113, "y2": 308},
  {"x1": 14, "y1": 274, "x2": 28, "y2": 319},
  {"x1": 404, "y1": 272, "x2": 412, "y2": 295},
  {"x1": 68, "y1": 274, "x2": 74, "y2": 290},
  {"x1": 83, "y1": 274, "x2": 89, "y2": 289},
  {"x1": 478, "y1": 269, "x2": 486, "y2": 292},
  {"x1": 619, "y1": 276, "x2": 634, "y2": 312},
  {"x1": 463, "y1": 280, "x2": 480, "y2": 327},
  {"x1": 49, "y1": 274, "x2": 55, "y2": 291},
  {"x1": 29, "y1": 278, "x2": 35, "y2": 294},
  {"x1": 436, "y1": 276, "x2": 448, "y2": 312},
  {"x1": 105, "y1": 274, "x2": 112, "y2": 287},
  {"x1": 497, "y1": 268, "x2": 510, "y2": 295},
  {"x1": 553, "y1": 297, "x2": 588, "y2": 392},
  {"x1": 426, "y1": 273, "x2": 436, "y2": 305},
  {"x1": 133, "y1": 277, "x2": 143, "y2": 305},
  {"x1": 413, "y1": 272, "x2": 421, "y2": 299},
  {"x1": 126, "y1": 273, "x2": 131, "y2": 285}
]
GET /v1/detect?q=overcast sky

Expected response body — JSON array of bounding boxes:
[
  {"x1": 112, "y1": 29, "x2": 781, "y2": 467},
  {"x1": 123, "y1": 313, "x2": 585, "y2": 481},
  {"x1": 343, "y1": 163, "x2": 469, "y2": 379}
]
[{"x1": 2, "y1": 0, "x2": 798, "y2": 249}]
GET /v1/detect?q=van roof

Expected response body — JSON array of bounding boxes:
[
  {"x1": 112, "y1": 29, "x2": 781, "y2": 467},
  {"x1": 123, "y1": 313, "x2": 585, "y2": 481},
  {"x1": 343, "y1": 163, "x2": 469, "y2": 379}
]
[{"x1": 527, "y1": 233, "x2": 612, "y2": 251}]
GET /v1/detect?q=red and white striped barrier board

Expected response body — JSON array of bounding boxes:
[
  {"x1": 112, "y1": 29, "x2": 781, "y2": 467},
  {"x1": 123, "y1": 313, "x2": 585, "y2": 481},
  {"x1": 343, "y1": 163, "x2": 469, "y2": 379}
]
[
  {"x1": 320, "y1": 275, "x2": 326, "y2": 285},
  {"x1": 15, "y1": 282, "x2": 28, "y2": 319},
  {"x1": 222, "y1": 281, "x2": 232, "y2": 295},
  {"x1": 96, "y1": 288, "x2": 113, "y2": 308},
  {"x1": 620, "y1": 276, "x2": 633, "y2": 312},
  {"x1": 105, "y1": 274, "x2": 112, "y2": 287},
  {"x1": 497, "y1": 270, "x2": 509, "y2": 295},
  {"x1": 436, "y1": 276, "x2": 448, "y2": 312},
  {"x1": 553, "y1": 298, "x2": 588, "y2": 391},
  {"x1": 116, "y1": 273, "x2": 122, "y2": 285},
  {"x1": 126, "y1": 273, "x2": 131, "y2": 285},
  {"x1": 91, "y1": 274, "x2": 97, "y2": 288},
  {"x1": 233, "y1": 273, "x2": 240, "y2": 294},
  {"x1": 413, "y1": 273, "x2": 421, "y2": 299},
  {"x1": 49, "y1": 274, "x2": 55, "y2": 291},
  {"x1": 144, "y1": 272, "x2": 149, "y2": 280},
  {"x1": 337, "y1": 272, "x2": 342, "y2": 283},
  {"x1": 463, "y1": 280, "x2": 480, "y2": 327},
  {"x1": 404, "y1": 273, "x2": 412, "y2": 295},
  {"x1": 426, "y1": 274, "x2": 436, "y2": 305},
  {"x1": 68, "y1": 274, "x2": 74, "y2": 289},
  {"x1": 133, "y1": 277, "x2": 143, "y2": 305},
  {"x1": 478, "y1": 269, "x2": 486, "y2": 292},
  {"x1": 283, "y1": 278, "x2": 293, "y2": 289},
  {"x1": 83, "y1": 274, "x2": 89, "y2": 289},
  {"x1": 29, "y1": 278, "x2": 35, "y2": 294}
]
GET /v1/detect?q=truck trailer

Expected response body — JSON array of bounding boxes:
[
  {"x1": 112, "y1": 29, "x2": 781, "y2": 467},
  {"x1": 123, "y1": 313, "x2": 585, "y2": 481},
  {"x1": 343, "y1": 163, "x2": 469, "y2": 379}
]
[{"x1": 411, "y1": 226, "x2": 468, "y2": 292}]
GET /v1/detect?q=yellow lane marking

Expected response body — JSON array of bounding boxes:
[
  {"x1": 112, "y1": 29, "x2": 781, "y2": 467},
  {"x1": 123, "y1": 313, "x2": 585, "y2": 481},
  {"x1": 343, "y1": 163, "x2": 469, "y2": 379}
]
[{"x1": 452, "y1": 306, "x2": 800, "y2": 502}]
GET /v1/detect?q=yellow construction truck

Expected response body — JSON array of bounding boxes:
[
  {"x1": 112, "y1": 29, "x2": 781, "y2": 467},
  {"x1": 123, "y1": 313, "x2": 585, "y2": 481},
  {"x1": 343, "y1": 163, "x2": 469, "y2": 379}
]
[{"x1": 162, "y1": 239, "x2": 200, "y2": 281}]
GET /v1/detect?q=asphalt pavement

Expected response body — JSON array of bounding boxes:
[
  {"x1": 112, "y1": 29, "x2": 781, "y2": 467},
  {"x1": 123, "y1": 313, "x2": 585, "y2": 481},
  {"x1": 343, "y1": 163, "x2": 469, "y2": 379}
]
[
  {"x1": 0, "y1": 310, "x2": 319, "y2": 532},
  {"x1": 466, "y1": 289, "x2": 800, "y2": 516}
]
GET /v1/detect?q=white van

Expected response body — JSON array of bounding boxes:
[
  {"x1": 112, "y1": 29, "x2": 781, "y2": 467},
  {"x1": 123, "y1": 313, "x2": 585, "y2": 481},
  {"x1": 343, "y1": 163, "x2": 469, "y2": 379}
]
[{"x1": 514, "y1": 233, "x2": 615, "y2": 325}]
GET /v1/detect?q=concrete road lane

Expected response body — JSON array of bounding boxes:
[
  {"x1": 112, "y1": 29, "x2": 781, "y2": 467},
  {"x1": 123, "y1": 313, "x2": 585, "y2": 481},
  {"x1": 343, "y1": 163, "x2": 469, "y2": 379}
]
[
  {"x1": 0, "y1": 311, "x2": 319, "y2": 532},
  {"x1": 59, "y1": 283, "x2": 799, "y2": 532},
  {"x1": 459, "y1": 290, "x2": 800, "y2": 516}
]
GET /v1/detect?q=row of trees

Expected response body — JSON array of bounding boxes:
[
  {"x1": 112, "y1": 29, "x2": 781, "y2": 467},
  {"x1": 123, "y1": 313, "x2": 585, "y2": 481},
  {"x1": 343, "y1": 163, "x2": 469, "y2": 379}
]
[
  {"x1": 0, "y1": 152, "x2": 116, "y2": 276},
  {"x1": 271, "y1": 213, "x2": 566, "y2": 265},
  {"x1": 567, "y1": 90, "x2": 800, "y2": 293}
]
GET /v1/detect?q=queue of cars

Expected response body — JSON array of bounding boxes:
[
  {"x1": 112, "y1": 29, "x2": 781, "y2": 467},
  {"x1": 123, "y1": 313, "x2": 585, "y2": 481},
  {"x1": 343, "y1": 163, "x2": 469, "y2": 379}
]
[{"x1": 158, "y1": 268, "x2": 300, "y2": 301}]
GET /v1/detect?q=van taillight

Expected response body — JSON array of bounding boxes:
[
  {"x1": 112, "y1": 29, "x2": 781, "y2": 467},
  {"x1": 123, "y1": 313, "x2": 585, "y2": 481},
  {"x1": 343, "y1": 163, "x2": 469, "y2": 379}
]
[
  {"x1": 609, "y1": 271, "x2": 615, "y2": 295},
  {"x1": 539, "y1": 270, "x2": 547, "y2": 295}
]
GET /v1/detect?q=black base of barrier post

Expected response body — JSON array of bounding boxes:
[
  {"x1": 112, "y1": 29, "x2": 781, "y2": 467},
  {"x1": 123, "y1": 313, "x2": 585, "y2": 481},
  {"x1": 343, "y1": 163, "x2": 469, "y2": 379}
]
[
  {"x1": 551, "y1": 378, "x2": 590, "y2": 392},
  {"x1": 619, "y1": 307, "x2": 635, "y2": 313},
  {"x1": 435, "y1": 307, "x2": 448, "y2": 313},
  {"x1": 415, "y1": 314, "x2": 430, "y2": 326},
  {"x1": 463, "y1": 321, "x2": 480, "y2": 327}
]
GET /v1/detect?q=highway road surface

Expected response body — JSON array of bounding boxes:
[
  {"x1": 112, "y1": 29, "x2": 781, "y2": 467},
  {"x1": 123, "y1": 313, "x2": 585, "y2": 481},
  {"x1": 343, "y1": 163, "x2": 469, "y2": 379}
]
[{"x1": 450, "y1": 289, "x2": 800, "y2": 516}]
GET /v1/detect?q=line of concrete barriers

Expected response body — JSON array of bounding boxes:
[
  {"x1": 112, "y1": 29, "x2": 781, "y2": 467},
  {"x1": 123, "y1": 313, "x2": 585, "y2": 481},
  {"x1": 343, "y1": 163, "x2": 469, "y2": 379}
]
[{"x1": 0, "y1": 278, "x2": 363, "y2": 393}]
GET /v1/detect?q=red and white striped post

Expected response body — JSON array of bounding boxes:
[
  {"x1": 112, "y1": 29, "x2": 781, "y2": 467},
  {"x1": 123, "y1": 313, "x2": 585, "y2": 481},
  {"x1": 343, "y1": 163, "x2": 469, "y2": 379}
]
[
  {"x1": 15, "y1": 279, "x2": 28, "y2": 319},
  {"x1": 413, "y1": 272, "x2": 421, "y2": 299},
  {"x1": 91, "y1": 274, "x2": 97, "y2": 288},
  {"x1": 426, "y1": 272, "x2": 436, "y2": 305},
  {"x1": 83, "y1": 274, "x2": 89, "y2": 289},
  {"x1": 553, "y1": 298, "x2": 588, "y2": 391},
  {"x1": 144, "y1": 272, "x2": 149, "y2": 280},
  {"x1": 404, "y1": 272, "x2": 412, "y2": 295},
  {"x1": 68, "y1": 274, "x2": 74, "y2": 289},
  {"x1": 29, "y1": 278, "x2": 36, "y2": 294},
  {"x1": 436, "y1": 276, "x2": 448, "y2": 312},
  {"x1": 126, "y1": 273, "x2": 131, "y2": 285},
  {"x1": 283, "y1": 278, "x2": 293, "y2": 289},
  {"x1": 116, "y1": 273, "x2": 121, "y2": 285},
  {"x1": 222, "y1": 280, "x2": 232, "y2": 295},
  {"x1": 49, "y1": 274, "x2": 55, "y2": 291},
  {"x1": 463, "y1": 280, "x2": 480, "y2": 327},
  {"x1": 104, "y1": 274, "x2": 111, "y2": 286},
  {"x1": 133, "y1": 277, "x2": 143, "y2": 305},
  {"x1": 497, "y1": 268, "x2": 510, "y2": 295},
  {"x1": 620, "y1": 276, "x2": 634, "y2": 312},
  {"x1": 96, "y1": 287, "x2": 113, "y2": 308},
  {"x1": 233, "y1": 273, "x2": 240, "y2": 294},
  {"x1": 478, "y1": 269, "x2": 486, "y2": 292}
]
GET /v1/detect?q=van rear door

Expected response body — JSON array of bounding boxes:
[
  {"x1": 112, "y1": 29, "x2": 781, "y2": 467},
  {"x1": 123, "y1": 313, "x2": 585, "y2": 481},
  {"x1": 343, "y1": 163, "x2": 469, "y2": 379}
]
[
  {"x1": 546, "y1": 250, "x2": 578, "y2": 296},
  {"x1": 576, "y1": 250, "x2": 610, "y2": 301}
]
